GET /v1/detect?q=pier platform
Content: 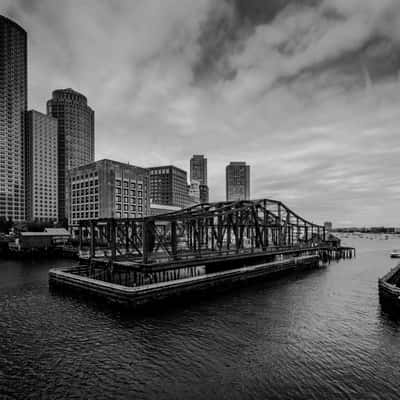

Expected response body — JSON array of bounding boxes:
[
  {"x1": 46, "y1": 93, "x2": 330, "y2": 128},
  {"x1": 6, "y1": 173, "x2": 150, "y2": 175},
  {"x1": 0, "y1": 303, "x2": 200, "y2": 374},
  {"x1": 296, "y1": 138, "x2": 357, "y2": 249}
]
[{"x1": 49, "y1": 254, "x2": 320, "y2": 308}]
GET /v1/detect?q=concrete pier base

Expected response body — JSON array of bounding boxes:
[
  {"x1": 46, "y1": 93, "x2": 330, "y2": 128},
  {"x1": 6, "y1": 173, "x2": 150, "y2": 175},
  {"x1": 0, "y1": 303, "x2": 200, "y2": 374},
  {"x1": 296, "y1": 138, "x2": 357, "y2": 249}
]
[{"x1": 49, "y1": 255, "x2": 320, "y2": 308}]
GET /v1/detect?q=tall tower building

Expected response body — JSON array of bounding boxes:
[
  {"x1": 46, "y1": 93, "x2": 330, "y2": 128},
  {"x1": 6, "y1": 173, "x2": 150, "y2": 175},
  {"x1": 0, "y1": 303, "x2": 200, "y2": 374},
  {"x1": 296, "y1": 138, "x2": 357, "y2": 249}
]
[
  {"x1": 25, "y1": 110, "x2": 58, "y2": 222},
  {"x1": 0, "y1": 16, "x2": 27, "y2": 222},
  {"x1": 47, "y1": 88, "x2": 94, "y2": 221},
  {"x1": 190, "y1": 155, "x2": 207, "y2": 185},
  {"x1": 226, "y1": 162, "x2": 250, "y2": 201},
  {"x1": 190, "y1": 154, "x2": 209, "y2": 203}
]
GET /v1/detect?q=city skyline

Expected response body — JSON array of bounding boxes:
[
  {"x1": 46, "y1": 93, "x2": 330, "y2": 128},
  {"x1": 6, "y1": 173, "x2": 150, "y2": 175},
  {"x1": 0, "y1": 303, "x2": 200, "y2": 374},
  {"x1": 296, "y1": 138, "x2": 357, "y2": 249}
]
[{"x1": 3, "y1": 1, "x2": 400, "y2": 226}]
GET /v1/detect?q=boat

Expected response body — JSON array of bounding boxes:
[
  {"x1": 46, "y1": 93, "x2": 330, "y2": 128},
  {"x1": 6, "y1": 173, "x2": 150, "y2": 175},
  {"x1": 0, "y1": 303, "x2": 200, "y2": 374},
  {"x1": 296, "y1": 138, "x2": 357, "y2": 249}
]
[{"x1": 390, "y1": 250, "x2": 400, "y2": 258}]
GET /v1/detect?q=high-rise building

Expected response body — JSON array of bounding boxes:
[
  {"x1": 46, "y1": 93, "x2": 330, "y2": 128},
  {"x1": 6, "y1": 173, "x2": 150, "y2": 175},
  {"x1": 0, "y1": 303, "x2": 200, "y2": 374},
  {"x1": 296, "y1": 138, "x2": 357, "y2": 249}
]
[
  {"x1": 47, "y1": 88, "x2": 94, "y2": 222},
  {"x1": 148, "y1": 165, "x2": 189, "y2": 208},
  {"x1": 226, "y1": 162, "x2": 250, "y2": 201},
  {"x1": 67, "y1": 159, "x2": 150, "y2": 226},
  {"x1": 0, "y1": 16, "x2": 27, "y2": 222},
  {"x1": 188, "y1": 180, "x2": 200, "y2": 204},
  {"x1": 190, "y1": 155, "x2": 207, "y2": 185},
  {"x1": 25, "y1": 110, "x2": 58, "y2": 222},
  {"x1": 199, "y1": 184, "x2": 209, "y2": 203},
  {"x1": 190, "y1": 155, "x2": 209, "y2": 203}
]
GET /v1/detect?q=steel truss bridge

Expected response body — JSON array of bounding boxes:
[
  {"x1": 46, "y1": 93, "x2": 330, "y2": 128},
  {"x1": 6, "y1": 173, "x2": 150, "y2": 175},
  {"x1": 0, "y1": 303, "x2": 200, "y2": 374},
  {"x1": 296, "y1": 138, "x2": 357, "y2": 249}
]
[{"x1": 78, "y1": 199, "x2": 328, "y2": 269}]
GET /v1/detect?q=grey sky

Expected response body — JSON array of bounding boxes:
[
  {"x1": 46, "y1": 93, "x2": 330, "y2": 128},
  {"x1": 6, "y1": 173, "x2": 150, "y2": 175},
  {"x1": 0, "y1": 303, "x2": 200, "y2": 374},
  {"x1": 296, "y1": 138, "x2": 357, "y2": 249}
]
[{"x1": 2, "y1": 0, "x2": 400, "y2": 226}]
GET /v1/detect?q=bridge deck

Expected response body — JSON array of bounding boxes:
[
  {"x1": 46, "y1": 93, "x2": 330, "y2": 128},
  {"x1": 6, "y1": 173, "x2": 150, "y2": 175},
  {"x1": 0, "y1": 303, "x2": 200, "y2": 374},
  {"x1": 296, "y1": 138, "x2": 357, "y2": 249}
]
[{"x1": 82, "y1": 245, "x2": 355, "y2": 273}]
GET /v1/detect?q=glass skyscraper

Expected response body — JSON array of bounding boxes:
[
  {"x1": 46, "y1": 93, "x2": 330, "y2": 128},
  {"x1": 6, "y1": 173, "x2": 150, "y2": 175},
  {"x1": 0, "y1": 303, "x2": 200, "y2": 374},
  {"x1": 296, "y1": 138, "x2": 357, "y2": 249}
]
[
  {"x1": 226, "y1": 162, "x2": 250, "y2": 201},
  {"x1": 0, "y1": 15, "x2": 27, "y2": 222}
]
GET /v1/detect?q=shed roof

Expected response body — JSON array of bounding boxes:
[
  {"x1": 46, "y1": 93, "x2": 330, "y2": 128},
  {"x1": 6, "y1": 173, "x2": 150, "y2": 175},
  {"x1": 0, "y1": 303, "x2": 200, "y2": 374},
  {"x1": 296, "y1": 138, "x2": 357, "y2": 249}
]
[{"x1": 44, "y1": 228, "x2": 70, "y2": 236}]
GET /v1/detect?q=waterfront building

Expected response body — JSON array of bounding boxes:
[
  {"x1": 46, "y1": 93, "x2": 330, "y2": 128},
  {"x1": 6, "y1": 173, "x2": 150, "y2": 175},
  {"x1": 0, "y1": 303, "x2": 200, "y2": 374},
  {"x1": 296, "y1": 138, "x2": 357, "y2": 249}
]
[
  {"x1": 67, "y1": 159, "x2": 150, "y2": 226},
  {"x1": 188, "y1": 180, "x2": 200, "y2": 204},
  {"x1": 199, "y1": 184, "x2": 209, "y2": 203},
  {"x1": 190, "y1": 155, "x2": 209, "y2": 203},
  {"x1": 0, "y1": 16, "x2": 27, "y2": 222},
  {"x1": 226, "y1": 162, "x2": 250, "y2": 201},
  {"x1": 25, "y1": 110, "x2": 58, "y2": 222},
  {"x1": 148, "y1": 165, "x2": 189, "y2": 208},
  {"x1": 47, "y1": 88, "x2": 94, "y2": 222},
  {"x1": 190, "y1": 155, "x2": 207, "y2": 185}
]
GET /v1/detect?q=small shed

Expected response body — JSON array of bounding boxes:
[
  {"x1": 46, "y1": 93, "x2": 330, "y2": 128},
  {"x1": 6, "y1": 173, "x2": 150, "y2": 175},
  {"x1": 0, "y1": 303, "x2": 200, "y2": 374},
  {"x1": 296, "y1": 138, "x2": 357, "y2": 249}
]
[{"x1": 18, "y1": 232, "x2": 53, "y2": 250}]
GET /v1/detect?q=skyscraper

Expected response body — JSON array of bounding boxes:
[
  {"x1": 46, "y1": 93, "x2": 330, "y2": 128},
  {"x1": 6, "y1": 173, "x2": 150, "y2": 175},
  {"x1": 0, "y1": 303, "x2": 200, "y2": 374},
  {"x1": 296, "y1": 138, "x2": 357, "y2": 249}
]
[
  {"x1": 190, "y1": 155, "x2": 207, "y2": 185},
  {"x1": 47, "y1": 88, "x2": 94, "y2": 221},
  {"x1": 226, "y1": 162, "x2": 250, "y2": 201},
  {"x1": 190, "y1": 154, "x2": 209, "y2": 203},
  {"x1": 25, "y1": 110, "x2": 58, "y2": 222},
  {"x1": 0, "y1": 15, "x2": 27, "y2": 222}
]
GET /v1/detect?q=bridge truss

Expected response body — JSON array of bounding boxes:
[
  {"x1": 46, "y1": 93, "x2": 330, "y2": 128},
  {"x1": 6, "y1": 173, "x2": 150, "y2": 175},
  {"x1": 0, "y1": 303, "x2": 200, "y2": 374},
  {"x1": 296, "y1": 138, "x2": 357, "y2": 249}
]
[{"x1": 78, "y1": 199, "x2": 326, "y2": 266}]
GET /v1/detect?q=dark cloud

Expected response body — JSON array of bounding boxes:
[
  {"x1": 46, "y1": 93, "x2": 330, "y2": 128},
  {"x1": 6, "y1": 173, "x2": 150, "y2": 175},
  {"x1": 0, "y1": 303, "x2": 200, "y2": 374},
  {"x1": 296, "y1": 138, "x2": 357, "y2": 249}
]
[{"x1": 2, "y1": 0, "x2": 400, "y2": 226}]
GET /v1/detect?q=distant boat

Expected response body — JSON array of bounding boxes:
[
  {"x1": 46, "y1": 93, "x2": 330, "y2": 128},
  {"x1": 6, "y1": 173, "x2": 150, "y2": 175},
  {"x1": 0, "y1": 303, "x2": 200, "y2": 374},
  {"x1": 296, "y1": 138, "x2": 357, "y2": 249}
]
[{"x1": 390, "y1": 249, "x2": 400, "y2": 258}]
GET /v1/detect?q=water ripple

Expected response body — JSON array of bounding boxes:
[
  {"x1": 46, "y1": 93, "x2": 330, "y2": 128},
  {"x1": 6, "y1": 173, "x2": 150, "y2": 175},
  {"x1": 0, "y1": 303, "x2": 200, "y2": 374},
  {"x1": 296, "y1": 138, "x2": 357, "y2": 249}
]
[{"x1": 1, "y1": 237, "x2": 400, "y2": 399}]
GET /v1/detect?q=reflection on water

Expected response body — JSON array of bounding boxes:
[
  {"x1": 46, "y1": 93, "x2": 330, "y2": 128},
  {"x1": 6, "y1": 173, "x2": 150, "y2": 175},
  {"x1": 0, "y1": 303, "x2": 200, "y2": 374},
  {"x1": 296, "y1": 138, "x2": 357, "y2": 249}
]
[{"x1": 1, "y1": 234, "x2": 400, "y2": 400}]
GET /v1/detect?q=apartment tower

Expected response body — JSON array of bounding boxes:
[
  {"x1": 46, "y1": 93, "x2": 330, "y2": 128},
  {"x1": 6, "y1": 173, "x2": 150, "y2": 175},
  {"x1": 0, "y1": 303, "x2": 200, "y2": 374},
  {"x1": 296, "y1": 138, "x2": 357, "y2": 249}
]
[
  {"x1": 47, "y1": 88, "x2": 94, "y2": 221},
  {"x1": 25, "y1": 110, "x2": 58, "y2": 222},
  {"x1": 190, "y1": 154, "x2": 209, "y2": 203},
  {"x1": 226, "y1": 162, "x2": 250, "y2": 201},
  {"x1": 0, "y1": 15, "x2": 27, "y2": 221}
]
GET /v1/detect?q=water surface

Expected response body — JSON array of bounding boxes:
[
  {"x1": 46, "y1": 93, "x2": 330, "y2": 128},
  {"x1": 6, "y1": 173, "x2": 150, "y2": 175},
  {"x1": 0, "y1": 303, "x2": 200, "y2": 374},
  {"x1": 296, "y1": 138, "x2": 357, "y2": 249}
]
[{"x1": 1, "y1": 234, "x2": 400, "y2": 399}]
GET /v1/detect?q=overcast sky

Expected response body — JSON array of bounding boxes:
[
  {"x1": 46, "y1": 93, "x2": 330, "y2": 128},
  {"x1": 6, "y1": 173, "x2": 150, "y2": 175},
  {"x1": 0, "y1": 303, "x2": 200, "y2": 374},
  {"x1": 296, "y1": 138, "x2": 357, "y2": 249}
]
[{"x1": 3, "y1": 0, "x2": 400, "y2": 226}]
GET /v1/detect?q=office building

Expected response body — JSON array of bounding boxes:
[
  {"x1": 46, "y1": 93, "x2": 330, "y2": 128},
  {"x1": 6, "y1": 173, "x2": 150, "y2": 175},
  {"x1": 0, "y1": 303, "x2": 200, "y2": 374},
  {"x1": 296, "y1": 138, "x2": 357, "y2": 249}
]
[
  {"x1": 190, "y1": 155, "x2": 207, "y2": 185},
  {"x1": 148, "y1": 166, "x2": 189, "y2": 208},
  {"x1": 199, "y1": 184, "x2": 209, "y2": 203},
  {"x1": 188, "y1": 180, "x2": 200, "y2": 204},
  {"x1": 25, "y1": 110, "x2": 58, "y2": 222},
  {"x1": 226, "y1": 162, "x2": 250, "y2": 201},
  {"x1": 190, "y1": 155, "x2": 209, "y2": 203},
  {"x1": 47, "y1": 88, "x2": 94, "y2": 221},
  {"x1": 67, "y1": 159, "x2": 150, "y2": 226},
  {"x1": 0, "y1": 16, "x2": 27, "y2": 222}
]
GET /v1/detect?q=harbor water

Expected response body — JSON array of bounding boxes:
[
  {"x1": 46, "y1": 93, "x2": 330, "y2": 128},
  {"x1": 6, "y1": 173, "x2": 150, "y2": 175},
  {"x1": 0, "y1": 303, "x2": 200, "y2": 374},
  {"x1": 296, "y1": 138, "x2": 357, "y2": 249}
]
[{"x1": 1, "y1": 234, "x2": 400, "y2": 399}]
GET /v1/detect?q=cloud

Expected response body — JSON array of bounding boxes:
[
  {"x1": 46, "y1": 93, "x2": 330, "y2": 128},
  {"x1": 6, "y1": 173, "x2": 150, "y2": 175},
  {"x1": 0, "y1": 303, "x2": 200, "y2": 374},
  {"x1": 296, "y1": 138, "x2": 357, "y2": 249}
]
[{"x1": 2, "y1": 0, "x2": 400, "y2": 226}]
